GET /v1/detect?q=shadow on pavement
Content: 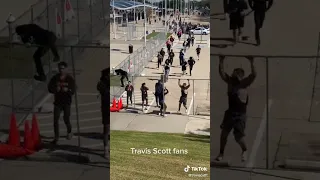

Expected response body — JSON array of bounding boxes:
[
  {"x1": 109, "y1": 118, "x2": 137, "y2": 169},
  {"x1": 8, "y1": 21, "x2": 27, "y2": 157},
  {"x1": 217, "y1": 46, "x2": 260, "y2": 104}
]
[{"x1": 184, "y1": 132, "x2": 210, "y2": 143}]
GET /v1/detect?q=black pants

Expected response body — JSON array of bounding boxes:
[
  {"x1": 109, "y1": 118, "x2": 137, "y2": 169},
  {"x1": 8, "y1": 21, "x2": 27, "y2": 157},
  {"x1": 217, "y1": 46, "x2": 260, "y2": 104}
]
[
  {"x1": 120, "y1": 75, "x2": 128, "y2": 87},
  {"x1": 158, "y1": 60, "x2": 162, "y2": 68},
  {"x1": 169, "y1": 57, "x2": 173, "y2": 65},
  {"x1": 189, "y1": 66, "x2": 193, "y2": 75},
  {"x1": 254, "y1": 11, "x2": 266, "y2": 41},
  {"x1": 127, "y1": 93, "x2": 133, "y2": 105},
  {"x1": 102, "y1": 108, "x2": 109, "y2": 147},
  {"x1": 53, "y1": 104, "x2": 72, "y2": 139},
  {"x1": 221, "y1": 110, "x2": 246, "y2": 140},
  {"x1": 33, "y1": 47, "x2": 49, "y2": 76},
  {"x1": 155, "y1": 94, "x2": 160, "y2": 106}
]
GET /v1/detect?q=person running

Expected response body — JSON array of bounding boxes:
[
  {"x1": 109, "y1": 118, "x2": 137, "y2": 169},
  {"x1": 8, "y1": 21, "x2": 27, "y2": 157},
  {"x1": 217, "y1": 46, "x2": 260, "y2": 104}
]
[
  {"x1": 140, "y1": 83, "x2": 149, "y2": 111},
  {"x1": 154, "y1": 80, "x2": 162, "y2": 107},
  {"x1": 160, "y1": 48, "x2": 165, "y2": 63},
  {"x1": 164, "y1": 64, "x2": 170, "y2": 82},
  {"x1": 181, "y1": 59, "x2": 188, "y2": 75},
  {"x1": 225, "y1": 0, "x2": 248, "y2": 43},
  {"x1": 166, "y1": 40, "x2": 172, "y2": 53},
  {"x1": 182, "y1": 41, "x2": 187, "y2": 53},
  {"x1": 196, "y1": 45, "x2": 201, "y2": 60},
  {"x1": 177, "y1": 30, "x2": 182, "y2": 41},
  {"x1": 248, "y1": 0, "x2": 274, "y2": 46},
  {"x1": 188, "y1": 57, "x2": 196, "y2": 76},
  {"x1": 47, "y1": 62, "x2": 75, "y2": 145},
  {"x1": 169, "y1": 49, "x2": 175, "y2": 66},
  {"x1": 178, "y1": 79, "x2": 190, "y2": 113},
  {"x1": 115, "y1": 69, "x2": 129, "y2": 87},
  {"x1": 179, "y1": 49, "x2": 185, "y2": 66},
  {"x1": 159, "y1": 87, "x2": 169, "y2": 117},
  {"x1": 96, "y1": 68, "x2": 110, "y2": 159},
  {"x1": 191, "y1": 35, "x2": 195, "y2": 46},
  {"x1": 186, "y1": 37, "x2": 191, "y2": 49},
  {"x1": 125, "y1": 81, "x2": 134, "y2": 107},
  {"x1": 16, "y1": 24, "x2": 60, "y2": 81},
  {"x1": 215, "y1": 55, "x2": 256, "y2": 162},
  {"x1": 157, "y1": 52, "x2": 163, "y2": 69},
  {"x1": 165, "y1": 58, "x2": 171, "y2": 66}
]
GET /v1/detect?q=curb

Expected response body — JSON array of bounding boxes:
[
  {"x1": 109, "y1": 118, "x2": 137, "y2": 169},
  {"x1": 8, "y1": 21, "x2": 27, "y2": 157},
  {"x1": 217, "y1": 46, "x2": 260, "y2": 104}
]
[
  {"x1": 196, "y1": 112, "x2": 210, "y2": 116},
  {"x1": 283, "y1": 159, "x2": 320, "y2": 171},
  {"x1": 16, "y1": 152, "x2": 90, "y2": 163}
]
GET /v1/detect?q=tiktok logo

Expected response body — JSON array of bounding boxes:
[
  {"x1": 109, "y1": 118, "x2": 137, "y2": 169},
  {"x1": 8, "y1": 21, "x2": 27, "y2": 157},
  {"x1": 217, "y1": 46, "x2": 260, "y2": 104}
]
[{"x1": 184, "y1": 165, "x2": 190, "y2": 172}]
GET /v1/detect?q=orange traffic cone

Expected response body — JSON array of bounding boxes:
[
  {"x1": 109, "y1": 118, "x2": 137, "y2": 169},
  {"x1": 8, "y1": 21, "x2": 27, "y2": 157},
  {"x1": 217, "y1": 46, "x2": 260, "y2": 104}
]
[
  {"x1": 23, "y1": 120, "x2": 34, "y2": 151},
  {"x1": 118, "y1": 98, "x2": 123, "y2": 109},
  {"x1": 31, "y1": 114, "x2": 41, "y2": 150},
  {"x1": 8, "y1": 113, "x2": 20, "y2": 147},
  {"x1": 112, "y1": 98, "x2": 117, "y2": 108}
]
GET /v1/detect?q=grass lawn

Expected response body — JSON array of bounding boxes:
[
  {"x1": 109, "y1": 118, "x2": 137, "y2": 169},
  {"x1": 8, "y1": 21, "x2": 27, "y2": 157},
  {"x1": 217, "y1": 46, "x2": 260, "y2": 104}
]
[
  {"x1": 110, "y1": 74, "x2": 120, "y2": 86},
  {"x1": 110, "y1": 131, "x2": 210, "y2": 180},
  {"x1": 145, "y1": 32, "x2": 172, "y2": 39}
]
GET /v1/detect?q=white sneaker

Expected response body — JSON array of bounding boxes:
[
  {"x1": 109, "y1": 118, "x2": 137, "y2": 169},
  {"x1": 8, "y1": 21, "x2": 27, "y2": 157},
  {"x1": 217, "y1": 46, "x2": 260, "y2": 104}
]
[
  {"x1": 241, "y1": 151, "x2": 247, "y2": 162},
  {"x1": 185, "y1": 109, "x2": 188, "y2": 113},
  {"x1": 177, "y1": 110, "x2": 180, "y2": 113}
]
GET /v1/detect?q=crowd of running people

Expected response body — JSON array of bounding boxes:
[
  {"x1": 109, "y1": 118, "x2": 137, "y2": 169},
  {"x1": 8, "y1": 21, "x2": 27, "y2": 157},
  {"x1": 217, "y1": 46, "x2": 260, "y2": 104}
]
[{"x1": 118, "y1": 18, "x2": 204, "y2": 117}]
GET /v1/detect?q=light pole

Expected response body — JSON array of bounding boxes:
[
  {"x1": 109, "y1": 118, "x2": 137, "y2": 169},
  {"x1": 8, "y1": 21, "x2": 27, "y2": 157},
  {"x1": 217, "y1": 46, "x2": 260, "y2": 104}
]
[
  {"x1": 113, "y1": 0, "x2": 116, "y2": 39},
  {"x1": 144, "y1": 0, "x2": 147, "y2": 46}
]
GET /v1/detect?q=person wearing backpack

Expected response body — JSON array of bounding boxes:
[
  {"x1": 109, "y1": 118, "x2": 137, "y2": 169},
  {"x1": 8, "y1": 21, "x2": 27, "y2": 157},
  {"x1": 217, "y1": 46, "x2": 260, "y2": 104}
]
[{"x1": 160, "y1": 48, "x2": 165, "y2": 63}]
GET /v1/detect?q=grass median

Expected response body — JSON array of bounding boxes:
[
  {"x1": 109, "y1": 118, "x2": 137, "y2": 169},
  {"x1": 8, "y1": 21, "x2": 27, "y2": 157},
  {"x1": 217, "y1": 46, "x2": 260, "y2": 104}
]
[
  {"x1": 110, "y1": 130, "x2": 210, "y2": 180},
  {"x1": 145, "y1": 32, "x2": 173, "y2": 39}
]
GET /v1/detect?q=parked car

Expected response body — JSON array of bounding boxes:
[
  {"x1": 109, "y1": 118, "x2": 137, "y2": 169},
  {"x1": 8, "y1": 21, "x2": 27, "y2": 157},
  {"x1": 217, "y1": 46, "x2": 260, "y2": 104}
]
[{"x1": 189, "y1": 27, "x2": 210, "y2": 35}]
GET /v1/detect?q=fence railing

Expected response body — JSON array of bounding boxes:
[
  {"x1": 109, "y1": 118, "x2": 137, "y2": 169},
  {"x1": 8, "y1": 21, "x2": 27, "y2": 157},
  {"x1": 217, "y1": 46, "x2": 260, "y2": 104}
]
[{"x1": 210, "y1": 54, "x2": 320, "y2": 170}]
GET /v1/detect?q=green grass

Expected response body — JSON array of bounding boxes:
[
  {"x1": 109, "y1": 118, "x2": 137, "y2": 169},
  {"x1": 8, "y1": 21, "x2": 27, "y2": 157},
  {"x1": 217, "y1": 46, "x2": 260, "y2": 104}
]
[
  {"x1": 110, "y1": 74, "x2": 120, "y2": 86},
  {"x1": 145, "y1": 32, "x2": 172, "y2": 39},
  {"x1": 110, "y1": 131, "x2": 210, "y2": 180}
]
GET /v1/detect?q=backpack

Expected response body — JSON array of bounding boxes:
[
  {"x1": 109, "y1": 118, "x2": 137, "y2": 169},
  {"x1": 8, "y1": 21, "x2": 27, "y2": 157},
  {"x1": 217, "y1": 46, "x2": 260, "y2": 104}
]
[{"x1": 155, "y1": 83, "x2": 163, "y2": 95}]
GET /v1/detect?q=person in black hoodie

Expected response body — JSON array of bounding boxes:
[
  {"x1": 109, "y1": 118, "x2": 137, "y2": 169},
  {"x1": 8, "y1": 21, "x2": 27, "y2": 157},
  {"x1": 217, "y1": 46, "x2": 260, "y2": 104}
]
[
  {"x1": 97, "y1": 68, "x2": 110, "y2": 159},
  {"x1": 115, "y1": 69, "x2": 129, "y2": 87},
  {"x1": 47, "y1": 62, "x2": 75, "y2": 145},
  {"x1": 248, "y1": 0, "x2": 273, "y2": 46},
  {"x1": 16, "y1": 24, "x2": 60, "y2": 82}
]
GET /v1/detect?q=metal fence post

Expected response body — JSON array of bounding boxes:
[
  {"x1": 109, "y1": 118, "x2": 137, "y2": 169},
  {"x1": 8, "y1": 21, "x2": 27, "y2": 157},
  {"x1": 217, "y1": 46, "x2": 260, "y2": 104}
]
[
  {"x1": 265, "y1": 57, "x2": 269, "y2": 169},
  {"x1": 308, "y1": 32, "x2": 320, "y2": 122},
  {"x1": 30, "y1": 5, "x2": 34, "y2": 23},
  {"x1": 193, "y1": 79, "x2": 195, "y2": 115},
  {"x1": 89, "y1": 0, "x2": 93, "y2": 39},
  {"x1": 70, "y1": 46, "x2": 82, "y2": 158},
  {"x1": 7, "y1": 14, "x2": 15, "y2": 113},
  {"x1": 133, "y1": 76, "x2": 136, "y2": 109},
  {"x1": 76, "y1": 0, "x2": 80, "y2": 40}
]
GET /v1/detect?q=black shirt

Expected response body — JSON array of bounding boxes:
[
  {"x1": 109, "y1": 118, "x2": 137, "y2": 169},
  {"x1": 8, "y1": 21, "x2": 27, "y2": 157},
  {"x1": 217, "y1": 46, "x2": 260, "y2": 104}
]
[{"x1": 48, "y1": 74, "x2": 76, "y2": 105}]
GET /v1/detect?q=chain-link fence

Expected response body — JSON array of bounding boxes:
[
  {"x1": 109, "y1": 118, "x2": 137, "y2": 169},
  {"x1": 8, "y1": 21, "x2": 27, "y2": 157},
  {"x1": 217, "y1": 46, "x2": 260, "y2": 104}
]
[
  {"x1": 110, "y1": 75, "x2": 209, "y2": 116},
  {"x1": 0, "y1": 42, "x2": 108, "y2": 161},
  {"x1": 110, "y1": 32, "x2": 168, "y2": 99},
  {"x1": 211, "y1": 54, "x2": 320, "y2": 171},
  {"x1": 0, "y1": 0, "x2": 108, "y2": 42}
]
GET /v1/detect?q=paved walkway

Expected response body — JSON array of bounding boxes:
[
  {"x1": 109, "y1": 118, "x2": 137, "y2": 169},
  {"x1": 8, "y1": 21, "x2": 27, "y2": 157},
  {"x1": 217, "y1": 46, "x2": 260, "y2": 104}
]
[{"x1": 211, "y1": 0, "x2": 320, "y2": 178}]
